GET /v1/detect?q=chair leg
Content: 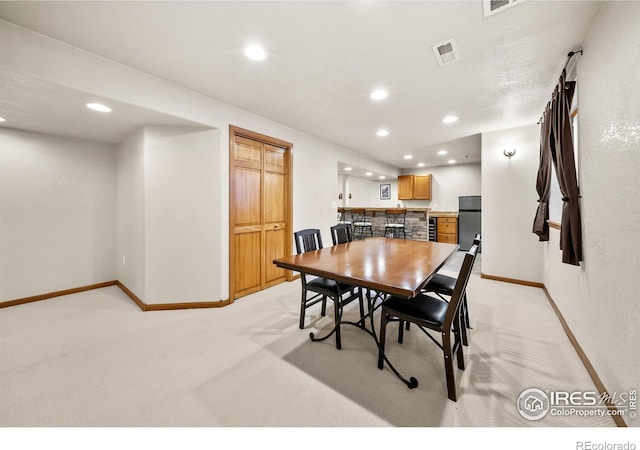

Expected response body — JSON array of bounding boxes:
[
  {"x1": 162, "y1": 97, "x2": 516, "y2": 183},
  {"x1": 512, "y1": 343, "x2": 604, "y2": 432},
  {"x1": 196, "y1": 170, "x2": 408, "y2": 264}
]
[
  {"x1": 460, "y1": 305, "x2": 469, "y2": 347},
  {"x1": 377, "y1": 312, "x2": 388, "y2": 369},
  {"x1": 357, "y1": 289, "x2": 365, "y2": 329},
  {"x1": 464, "y1": 294, "x2": 471, "y2": 329},
  {"x1": 321, "y1": 295, "x2": 327, "y2": 316},
  {"x1": 398, "y1": 320, "x2": 404, "y2": 343},
  {"x1": 442, "y1": 333, "x2": 457, "y2": 401},
  {"x1": 456, "y1": 339, "x2": 465, "y2": 371},
  {"x1": 333, "y1": 297, "x2": 342, "y2": 350},
  {"x1": 454, "y1": 318, "x2": 465, "y2": 370},
  {"x1": 460, "y1": 320, "x2": 469, "y2": 346},
  {"x1": 459, "y1": 293, "x2": 470, "y2": 346},
  {"x1": 299, "y1": 290, "x2": 307, "y2": 329}
]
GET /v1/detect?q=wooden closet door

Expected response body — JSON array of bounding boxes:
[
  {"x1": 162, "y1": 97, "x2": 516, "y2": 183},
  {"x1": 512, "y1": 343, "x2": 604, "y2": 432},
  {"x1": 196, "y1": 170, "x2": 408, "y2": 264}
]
[
  {"x1": 232, "y1": 136, "x2": 263, "y2": 297},
  {"x1": 263, "y1": 143, "x2": 287, "y2": 288},
  {"x1": 230, "y1": 127, "x2": 292, "y2": 300}
]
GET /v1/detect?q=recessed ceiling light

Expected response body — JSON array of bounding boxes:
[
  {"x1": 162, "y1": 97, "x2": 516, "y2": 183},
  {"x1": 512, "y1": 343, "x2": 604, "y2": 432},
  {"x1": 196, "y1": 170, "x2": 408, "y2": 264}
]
[
  {"x1": 376, "y1": 129, "x2": 389, "y2": 137},
  {"x1": 448, "y1": 159, "x2": 456, "y2": 164},
  {"x1": 404, "y1": 155, "x2": 413, "y2": 160},
  {"x1": 438, "y1": 150, "x2": 448, "y2": 155},
  {"x1": 244, "y1": 45, "x2": 267, "y2": 61},
  {"x1": 379, "y1": 175, "x2": 386, "y2": 180},
  {"x1": 417, "y1": 163, "x2": 425, "y2": 167},
  {"x1": 370, "y1": 89, "x2": 388, "y2": 100},
  {"x1": 365, "y1": 172, "x2": 373, "y2": 176},
  {"x1": 0, "y1": 117, "x2": 6, "y2": 122},
  {"x1": 442, "y1": 115, "x2": 458, "y2": 124},
  {"x1": 86, "y1": 103, "x2": 112, "y2": 113},
  {"x1": 344, "y1": 167, "x2": 352, "y2": 171}
]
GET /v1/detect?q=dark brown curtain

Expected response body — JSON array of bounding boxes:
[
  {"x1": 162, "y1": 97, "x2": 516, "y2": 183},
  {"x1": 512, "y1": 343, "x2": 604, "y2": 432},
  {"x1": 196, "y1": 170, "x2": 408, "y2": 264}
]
[
  {"x1": 534, "y1": 70, "x2": 583, "y2": 265},
  {"x1": 551, "y1": 71, "x2": 582, "y2": 265},
  {"x1": 532, "y1": 102, "x2": 552, "y2": 241}
]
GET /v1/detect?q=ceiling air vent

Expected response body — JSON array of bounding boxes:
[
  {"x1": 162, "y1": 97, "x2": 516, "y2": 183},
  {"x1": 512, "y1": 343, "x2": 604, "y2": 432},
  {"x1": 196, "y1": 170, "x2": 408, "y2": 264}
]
[
  {"x1": 432, "y1": 39, "x2": 460, "y2": 67},
  {"x1": 483, "y1": 0, "x2": 524, "y2": 17}
]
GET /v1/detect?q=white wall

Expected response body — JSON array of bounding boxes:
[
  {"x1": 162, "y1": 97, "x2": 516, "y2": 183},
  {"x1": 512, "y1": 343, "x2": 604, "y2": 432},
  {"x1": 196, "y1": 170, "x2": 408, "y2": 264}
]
[
  {"x1": 544, "y1": 2, "x2": 640, "y2": 425},
  {"x1": 116, "y1": 129, "x2": 146, "y2": 298},
  {"x1": 0, "y1": 20, "x2": 395, "y2": 303},
  {"x1": 481, "y1": 124, "x2": 543, "y2": 283},
  {"x1": 344, "y1": 176, "x2": 399, "y2": 208},
  {"x1": 143, "y1": 127, "x2": 221, "y2": 303},
  {"x1": 401, "y1": 163, "x2": 481, "y2": 211},
  {"x1": 0, "y1": 129, "x2": 116, "y2": 301}
]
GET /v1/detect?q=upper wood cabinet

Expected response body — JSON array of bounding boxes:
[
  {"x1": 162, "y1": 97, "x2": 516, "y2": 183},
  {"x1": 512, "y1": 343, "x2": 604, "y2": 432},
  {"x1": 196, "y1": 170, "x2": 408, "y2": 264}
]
[
  {"x1": 397, "y1": 175, "x2": 414, "y2": 200},
  {"x1": 398, "y1": 174, "x2": 431, "y2": 200}
]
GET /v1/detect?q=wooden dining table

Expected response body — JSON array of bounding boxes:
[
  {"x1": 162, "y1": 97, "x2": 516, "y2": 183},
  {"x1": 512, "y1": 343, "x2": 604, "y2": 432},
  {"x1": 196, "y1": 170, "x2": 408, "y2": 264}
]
[{"x1": 273, "y1": 236, "x2": 460, "y2": 388}]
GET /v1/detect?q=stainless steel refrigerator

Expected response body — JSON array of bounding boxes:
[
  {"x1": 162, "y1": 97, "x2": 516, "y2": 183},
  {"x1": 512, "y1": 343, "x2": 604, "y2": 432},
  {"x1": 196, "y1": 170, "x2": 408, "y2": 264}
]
[{"x1": 458, "y1": 196, "x2": 481, "y2": 251}]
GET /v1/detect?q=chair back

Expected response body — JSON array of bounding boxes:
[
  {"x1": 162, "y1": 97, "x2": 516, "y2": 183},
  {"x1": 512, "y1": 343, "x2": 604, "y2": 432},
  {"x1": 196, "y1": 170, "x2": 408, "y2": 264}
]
[
  {"x1": 351, "y1": 208, "x2": 369, "y2": 225},
  {"x1": 337, "y1": 208, "x2": 352, "y2": 225},
  {"x1": 473, "y1": 233, "x2": 481, "y2": 251},
  {"x1": 330, "y1": 223, "x2": 353, "y2": 245},
  {"x1": 443, "y1": 244, "x2": 478, "y2": 328},
  {"x1": 385, "y1": 208, "x2": 407, "y2": 226},
  {"x1": 294, "y1": 229, "x2": 323, "y2": 254}
]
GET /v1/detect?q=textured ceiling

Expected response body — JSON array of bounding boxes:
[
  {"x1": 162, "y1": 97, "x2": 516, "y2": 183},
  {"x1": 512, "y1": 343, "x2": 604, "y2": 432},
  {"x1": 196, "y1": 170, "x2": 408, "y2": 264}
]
[
  {"x1": 0, "y1": 1, "x2": 603, "y2": 168},
  {"x1": 0, "y1": 68, "x2": 209, "y2": 143}
]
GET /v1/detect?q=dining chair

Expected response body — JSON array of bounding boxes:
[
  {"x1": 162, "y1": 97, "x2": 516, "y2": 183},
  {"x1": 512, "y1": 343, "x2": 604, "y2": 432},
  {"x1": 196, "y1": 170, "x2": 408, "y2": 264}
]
[
  {"x1": 293, "y1": 228, "x2": 364, "y2": 350},
  {"x1": 351, "y1": 208, "x2": 373, "y2": 239},
  {"x1": 330, "y1": 223, "x2": 353, "y2": 246},
  {"x1": 383, "y1": 208, "x2": 407, "y2": 239},
  {"x1": 377, "y1": 244, "x2": 478, "y2": 401},
  {"x1": 421, "y1": 234, "x2": 481, "y2": 346}
]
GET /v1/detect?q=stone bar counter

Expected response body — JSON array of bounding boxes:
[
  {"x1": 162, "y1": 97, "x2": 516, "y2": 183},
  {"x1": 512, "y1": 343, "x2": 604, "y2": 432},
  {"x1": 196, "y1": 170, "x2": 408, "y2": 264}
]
[{"x1": 338, "y1": 207, "x2": 430, "y2": 241}]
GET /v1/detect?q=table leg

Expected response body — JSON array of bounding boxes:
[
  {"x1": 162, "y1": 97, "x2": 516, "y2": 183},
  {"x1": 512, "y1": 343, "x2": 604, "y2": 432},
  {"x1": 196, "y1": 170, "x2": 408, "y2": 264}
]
[
  {"x1": 364, "y1": 290, "x2": 419, "y2": 389},
  {"x1": 309, "y1": 295, "x2": 343, "y2": 348},
  {"x1": 307, "y1": 288, "x2": 419, "y2": 389}
]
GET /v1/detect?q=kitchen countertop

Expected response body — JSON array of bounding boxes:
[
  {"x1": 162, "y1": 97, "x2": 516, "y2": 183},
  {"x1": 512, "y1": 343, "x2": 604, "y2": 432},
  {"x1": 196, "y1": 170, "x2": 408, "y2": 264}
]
[
  {"x1": 428, "y1": 211, "x2": 459, "y2": 218},
  {"x1": 338, "y1": 207, "x2": 428, "y2": 213}
]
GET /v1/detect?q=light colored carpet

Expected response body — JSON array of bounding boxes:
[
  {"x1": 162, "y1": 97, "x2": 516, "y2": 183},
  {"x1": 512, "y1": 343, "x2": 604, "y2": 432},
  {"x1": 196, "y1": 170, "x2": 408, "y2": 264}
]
[{"x1": 0, "y1": 272, "x2": 614, "y2": 428}]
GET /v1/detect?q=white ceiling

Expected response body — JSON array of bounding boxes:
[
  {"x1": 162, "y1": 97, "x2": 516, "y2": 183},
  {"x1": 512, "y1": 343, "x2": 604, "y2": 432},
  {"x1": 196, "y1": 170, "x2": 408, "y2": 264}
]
[
  {"x1": 0, "y1": 1, "x2": 602, "y2": 168},
  {"x1": 0, "y1": 68, "x2": 210, "y2": 143}
]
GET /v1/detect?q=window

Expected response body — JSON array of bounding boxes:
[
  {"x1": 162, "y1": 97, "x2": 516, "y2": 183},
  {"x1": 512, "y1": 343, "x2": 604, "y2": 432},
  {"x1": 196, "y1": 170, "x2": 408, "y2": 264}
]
[{"x1": 548, "y1": 90, "x2": 579, "y2": 223}]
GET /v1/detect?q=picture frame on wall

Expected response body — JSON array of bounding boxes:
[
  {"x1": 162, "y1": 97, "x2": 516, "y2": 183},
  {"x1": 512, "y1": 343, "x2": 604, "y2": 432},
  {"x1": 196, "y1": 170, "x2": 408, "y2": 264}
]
[{"x1": 380, "y1": 183, "x2": 391, "y2": 200}]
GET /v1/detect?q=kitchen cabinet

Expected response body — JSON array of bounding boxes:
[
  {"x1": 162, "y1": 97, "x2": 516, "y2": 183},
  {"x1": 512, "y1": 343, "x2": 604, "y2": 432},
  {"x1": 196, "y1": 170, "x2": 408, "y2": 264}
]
[
  {"x1": 437, "y1": 217, "x2": 458, "y2": 244},
  {"x1": 397, "y1": 174, "x2": 431, "y2": 200}
]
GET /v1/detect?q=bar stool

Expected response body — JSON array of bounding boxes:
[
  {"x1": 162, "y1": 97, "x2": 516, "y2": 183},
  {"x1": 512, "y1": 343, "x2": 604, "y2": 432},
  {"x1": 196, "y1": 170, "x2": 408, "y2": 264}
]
[
  {"x1": 384, "y1": 208, "x2": 407, "y2": 239},
  {"x1": 351, "y1": 208, "x2": 373, "y2": 239},
  {"x1": 337, "y1": 207, "x2": 352, "y2": 233}
]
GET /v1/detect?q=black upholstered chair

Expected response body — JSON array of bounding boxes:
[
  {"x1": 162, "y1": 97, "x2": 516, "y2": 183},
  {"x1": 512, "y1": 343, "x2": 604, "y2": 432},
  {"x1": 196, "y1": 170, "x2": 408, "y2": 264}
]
[
  {"x1": 330, "y1": 223, "x2": 353, "y2": 245},
  {"x1": 422, "y1": 234, "x2": 481, "y2": 346},
  {"x1": 293, "y1": 228, "x2": 364, "y2": 350},
  {"x1": 351, "y1": 208, "x2": 373, "y2": 239},
  {"x1": 377, "y1": 244, "x2": 478, "y2": 402},
  {"x1": 384, "y1": 208, "x2": 407, "y2": 239}
]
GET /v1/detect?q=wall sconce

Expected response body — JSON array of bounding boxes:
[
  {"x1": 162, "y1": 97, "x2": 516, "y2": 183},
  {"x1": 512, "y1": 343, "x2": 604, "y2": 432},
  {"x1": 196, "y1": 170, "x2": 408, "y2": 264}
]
[{"x1": 503, "y1": 149, "x2": 516, "y2": 159}]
